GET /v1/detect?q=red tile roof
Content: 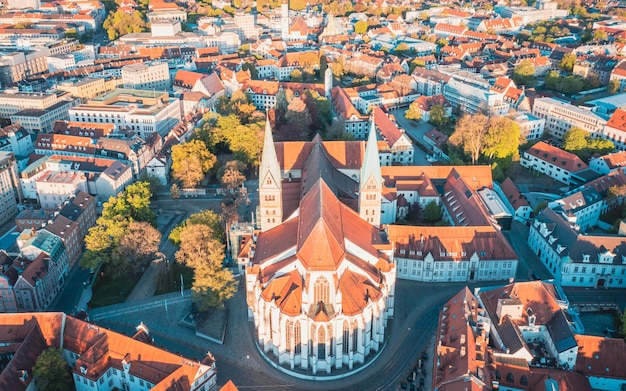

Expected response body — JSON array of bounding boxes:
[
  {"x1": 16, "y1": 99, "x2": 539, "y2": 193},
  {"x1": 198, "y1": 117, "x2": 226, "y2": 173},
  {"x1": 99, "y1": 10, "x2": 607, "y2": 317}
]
[
  {"x1": 525, "y1": 142, "x2": 588, "y2": 173},
  {"x1": 574, "y1": 335, "x2": 626, "y2": 379}
]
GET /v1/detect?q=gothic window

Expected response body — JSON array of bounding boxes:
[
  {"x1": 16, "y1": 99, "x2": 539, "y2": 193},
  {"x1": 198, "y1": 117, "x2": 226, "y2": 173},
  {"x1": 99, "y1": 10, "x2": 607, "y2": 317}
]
[
  {"x1": 266, "y1": 178, "x2": 272, "y2": 185},
  {"x1": 314, "y1": 277, "x2": 330, "y2": 304},
  {"x1": 507, "y1": 373, "x2": 514, "y2": 383},
  {"x1": 370, "y1": 313, "x2": 374, "y2": 341},
  {"x1": 269, "y1": 310, "x2": 273, "y2": 341},
  {"x1": 520, "y1": 376, "x2": 528, "y2": 386},
  {"x1": 294, "y1": 321, "x2": 301, "y2": 354},
  {"x1": 286, "y1": 320, "x2": 293, "y2": 353},
  {"x1": 352, "y1": 320, "x2": 358, "y2": 351},
  {"x1": 342, "y1": 321, "x2": 349, "y2": 355},
  {"x1": 318, "y1": 326, "x2": 326, "y2": 359}
]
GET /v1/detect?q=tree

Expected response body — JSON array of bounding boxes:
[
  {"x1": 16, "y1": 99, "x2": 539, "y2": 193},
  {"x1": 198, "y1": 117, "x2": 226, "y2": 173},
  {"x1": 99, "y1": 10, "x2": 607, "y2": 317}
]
[
  {"x1": 354, "y1": 20, "x2": 368, "y2": 34},
  {"x1": 241, "y1": 62, "x2": 258, "y2": 79},
  {"x1": 608, "y1": 79, "x2": 621, "y2": 94},
  {"x1": 175, "y1": 224, "x2": 236, "y2": 309},
  {"x1": 113, "y1": 221, "x2": 161, "y2": 276},
  {"x1": 219, "y1": 160, "x2": 246, "y2": 197},
  {"x1": 423, "y1": 200, "x2": 442, "y2": 222},
  {"x1": 449, "y1": 113, "x2": 489, "y2": 164},
  {"x1": 33, "y1": 348, "x2": 74, "y2": 391},
  {"x1": 170, "y1": 183, "x2": 180, "y2": 198},
  {"x1": 103, "y1": 10, "x2": 147, "y2": 40},
  {"x1": 593, "y1": 29, "x2": 608, "y2": 42},
  {"x1": 290, "y1": 69, "x2": 303, "y2": 82},
  {"x1": 512, "y1": 60, "x2": 536, "y2": 87},
  {"x1": 559, "y1": 53, "x2": 577, "y2": 72},
  {"x1": 620, "y1": 311, "x2": 626, "y2": 340},
  {"x1": 394, "y1": 42, "x2": 410, "y2": 56},
  {"x1": 429, "y1": 105, "x2": 448, "y2": 127},
  {"x1": 280, "y1": 96, "x2": 312, "y2": 140},
  {"x1": 169, "y1": 210, "x2": 224, "y2": 246},
  {"x1": 405, "y1": 100, "x2": 422, "y2": 121},
  {"x1": 171, "y1": 140, "x2": 217, "y2": 188},
  {"x1": 482, "y1": 117, "x2": 522, "y2": 161},
  {"x1": 562, "y1": 127, "x2": 589, "y2": 153}
]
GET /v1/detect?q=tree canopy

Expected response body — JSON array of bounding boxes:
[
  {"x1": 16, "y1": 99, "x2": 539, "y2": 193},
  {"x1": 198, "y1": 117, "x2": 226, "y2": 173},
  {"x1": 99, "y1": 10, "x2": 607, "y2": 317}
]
[
  {"x1": 423, "y1": 200, "x2": 442, "y2": 223},
  {"x1": 103, "y1": 10, "x2": 147, "y2": 40},
  {"x1": 428, "y1": 105, "x2": 448, "y2": 127},
  {"x1": 450, "y1": 113, "x2": 489, "y2": 165},
  {"x1": 169, "y1": 210, "x2": 224, "y2": 246},
  {"x1": 354, "y1": 20, "x2": 368, "y2": 34},
  {"x1": 482, "y1": 117, "x2": 522, "y2": 161},
  {"x1": 512, "y1": 60, "x2": 536, "y2": 87},
  {"x1": 33, "y1": 348, "x2": 74, "y2": 391},
  {"x1": 405, "y1": 100, "x2": 422, "y2": 121},
  {"x1": 174, "y1": 223, "x2": 236, "y2": 309},
  {"x1": 562, "y1": 126, "x2": 615, "y2": 159},
  {"x1": 559, "y1": 53, "x2": 577, "y2": 72},
  {"x1": 171, "y1": 140, "x2": 217, "y2": 188}
]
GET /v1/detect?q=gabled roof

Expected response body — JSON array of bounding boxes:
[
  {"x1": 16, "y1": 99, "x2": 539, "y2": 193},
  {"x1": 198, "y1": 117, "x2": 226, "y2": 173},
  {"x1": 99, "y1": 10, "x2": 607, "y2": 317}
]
[
  {"x1": 373, "y1": 106, "x2": 404, "y2": 148},
  {"x1": 575, "y1": 335, "x2": 626, "y2": 378},
  {"x1": 524, "y1": 142, "x2": 588, "y2": 173},
  {"x1": 500, "y1": 177, "x2": 529, "y2": 209}
]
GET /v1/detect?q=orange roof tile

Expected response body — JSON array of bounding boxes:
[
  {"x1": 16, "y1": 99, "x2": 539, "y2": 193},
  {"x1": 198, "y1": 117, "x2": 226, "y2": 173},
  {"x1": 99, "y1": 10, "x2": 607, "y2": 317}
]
[{"x1": 525, "y1": 142, "x2": 588, "y2": 173}]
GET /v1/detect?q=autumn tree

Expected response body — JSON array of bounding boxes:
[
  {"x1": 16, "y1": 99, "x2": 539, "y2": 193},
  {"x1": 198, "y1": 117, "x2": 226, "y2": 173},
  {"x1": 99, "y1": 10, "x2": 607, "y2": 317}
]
[
  {"x1": 482, "y1": 117, "x2": 522, "y2": 161},
  {"x1": 103, "y1": 10, "x2": 147, "y2": 40},
  {"x1": 559, "y1": 53, "x2": 577, "y2": 72},
  {"x1": 512, "y1": 60, "x2": 536, "y2": 87},
  {"x1": 609, "y1": 79, "x2": 621, "y2": 94},
  {"x1": 354, "y1": 20, "x2": 368, "y2": 34},
  {"x1": 405, "y1": 100, "x2": 422, "y2": 121},
  {"x1": 113, "y1": 221, "x2": 161, "y2": 276},
  {"x1": 562, "y1": 126, "x2": 615, "y2": 159},
  {"x1": 171, "y1": 140, "x2": 217, "y2": 188},
  {"x1": 175, "y1": 224, "x2": 236, "y2": 309},
  {"x1": 290, "y1": 69, "x2": 303, "y2": 82},
  {"x1": 219, "y1": 160, "x2": 246, "y2": 197},
  {"x1": 169, "y1": 210, "x2": 224, "y2": 246},
  {"x1": 390, "y1": 74, "x2": 413, "y2": 97},
  {"x1": 450, "y1": 113, "x2": 489, "y2": 164},
  {"x1": 429, "y1": 105, "x2": 448, "y2": 127},
  {"x1": 279, "y1": 96, "x2": 312, "y2": 140},
  {"x1": 33, "y1": 348, "x2": 74, "y2": 391}
]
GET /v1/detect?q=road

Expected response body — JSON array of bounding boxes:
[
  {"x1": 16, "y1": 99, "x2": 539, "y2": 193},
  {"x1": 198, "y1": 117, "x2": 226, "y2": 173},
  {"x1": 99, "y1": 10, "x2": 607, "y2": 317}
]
[
  {"x1": 49, "y1": 261, "x2": 93, "y2": 315},
  {"x1": 388, "y1": 107, "x2": 436, "y2": 165}
]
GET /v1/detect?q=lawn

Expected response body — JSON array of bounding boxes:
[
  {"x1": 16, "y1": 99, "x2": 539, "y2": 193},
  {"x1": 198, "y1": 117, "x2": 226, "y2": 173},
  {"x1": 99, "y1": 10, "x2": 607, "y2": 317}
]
[
  {"x1": 155, "y1": 262, "x2": 194, "y2": 295},
  {"x1": 89, "y1": 266, "x2": 141, "y2": 308}
]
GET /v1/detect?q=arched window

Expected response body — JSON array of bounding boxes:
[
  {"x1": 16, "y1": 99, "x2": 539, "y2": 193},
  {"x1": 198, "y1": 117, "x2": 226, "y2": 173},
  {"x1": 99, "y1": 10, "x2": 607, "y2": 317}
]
[
  {"x1": 342, "y1": 321, "x2": 350, "y2": 355},
  {"x1": 318, "y1": 326, "x2": 326, "y2": 359},
  {"x1": 495, "y1": 370, "x2": 500, "y2": 381},
  {"x1": 314, "y1": 277, "x2": 330, "y2": 304},
  {"x1": 520, "y1": 375, "x2": 528, "y2": 386},
  {"x1": 507, "y1": 373, "x2": 514, "y2": 383},
  {"x1": 352, "y1": 320, "x2": 358, "y2": 352},
  {"x1": 370, "y1": 313, "x2": 374, "y2": 341},
  {"x1": 285, "y1": 320, "x2": 293, "y2": 353},
  {"x1": 269, "y1": 310, "x2": 273, "y2": 341},
  {"x1": 294, "y1": 321, "x2": 301, "y2": 354}
]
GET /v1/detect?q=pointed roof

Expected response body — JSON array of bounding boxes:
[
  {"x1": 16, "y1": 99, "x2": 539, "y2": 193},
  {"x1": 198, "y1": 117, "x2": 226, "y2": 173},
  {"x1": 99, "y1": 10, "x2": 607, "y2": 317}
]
[
  {"x1": 259, "y1": 114, "x2": 282, "y2": 188},
  {"x1": 296, "y1": 179, "x2": 346, "y2": 270},
  {"x1": 360, "y1": 113, "x2": 383, "y2": 191}
]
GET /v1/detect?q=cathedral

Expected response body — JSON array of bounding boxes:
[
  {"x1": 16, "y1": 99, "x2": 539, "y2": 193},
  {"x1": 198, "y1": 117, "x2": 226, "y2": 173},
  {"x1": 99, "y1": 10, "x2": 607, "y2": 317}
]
[{"x1": 243, "y1": 117, "x2": 396, "y2": 375}]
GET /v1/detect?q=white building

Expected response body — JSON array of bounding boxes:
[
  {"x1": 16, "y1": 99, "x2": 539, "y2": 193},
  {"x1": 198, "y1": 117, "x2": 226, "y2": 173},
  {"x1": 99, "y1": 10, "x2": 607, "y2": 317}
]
[
  {"x1": 443, "y1": 76, "x2": 509, "y2": 115},
  {"x1": 121, "y1": 62, "x2": 171, "y2": 92},
  {"x1": 529, "y1": 207, "x2": 626, "y2": 288},
  {"x1": 35, "y1": 170, "x2": 88, "y2": 210},
  {"x1": 0, "y1": 124, "x2": 33, "y2": 158},
  {"x1": 494, "y1": 0, "x2": 568, "y2": 24},
  {"x1": 589, "y1": 151, "x2": 626, "y2": 175},
  {"x1": 150, "y1": 20, "x2": 182, "y2": 37},
  {"x1": 514, "y1": 112, "x2": 546, "y2": 141},
  {"x1": 602, "y1": 108, "x2": 626, "y2": 151},
  {"x1": 532, "y1": 97, "x2": 607, "y2": 140},
  {"x1": 0, "y1": 151, "x2": 20, "y2": 225},
  {"x1": 548, "y1": 188, "x2": 603, "y2": 232},
  {"x1": 521, "y1": 141, "x2": 589, "y2": 185}
]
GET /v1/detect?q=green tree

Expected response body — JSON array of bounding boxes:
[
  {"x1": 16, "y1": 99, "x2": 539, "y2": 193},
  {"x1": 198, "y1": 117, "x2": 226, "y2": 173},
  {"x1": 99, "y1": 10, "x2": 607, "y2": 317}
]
[
  {"x1": 290, "y1": 69, "x2": 303, "y2": 82},
  {"x1": 423, "y1": 200, "x2": 442, "y2": 222},
  {"x1": 562, "y1": 126, "x2": 589, "y2": 153},
  {"x1": 450, "y1": 113, "x2": 489, "y2": 164},
  {"x1": 175, "y1": 224, "x2": 236, "y2": 309},
  {"x1": 559, "y1": 53, "x2": 577, "y2": 72},
  {"x1": 169, "y1": 210, "x2": 224, "y2": 246},
  {"x1": 608, "y1": 79, "x2": 621, "y2": 94},
  {"x1": 103, "y1": 10, "x2": 147, "y2": 40},
  {"x1": 593, "y1": 29, "x2": 608, "y2": 42},
  {"x1": 241, "y1": 62, "x2": 258, "y2": 79},
  {"x1": 405, "y1": 100, "x2": 422, "y2": 121},
  {"x1": 354, "y1": 20, "x2": 368, "y2": 34},
  {"x1": 436, "y1": 38, "x2": 449, "y2": 47},
  {"x1": 482, "y1": 117, "x2": 522, "y2": 161},
  {"x1": 620, "y1": 311, "x2": 626, "y2": 340},
  {"x1": 394, "y1": 42, "x2": 410, "y2": 56},
  {"x1": 171, "y1": 140, "x2": 217, "y2": 188},
  {"x1": 32, "y1": 348, "x2": 74, "y2": 391},
  {"x1": 512, "y1": 60, "x2": 536, "y2": 87},
  {"x1": 429, "y1": 105, "x2": 448, "y2": 127}
]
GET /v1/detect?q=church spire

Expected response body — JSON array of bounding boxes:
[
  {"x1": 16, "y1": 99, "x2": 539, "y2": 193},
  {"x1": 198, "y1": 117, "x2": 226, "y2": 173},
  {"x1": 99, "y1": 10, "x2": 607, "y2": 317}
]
[
  {"x1": 260, "y1": 113, "x2": 282, "y2": 189},
  {"x1": 360, "y1": 112, "x2": 382, "y2": 191}
]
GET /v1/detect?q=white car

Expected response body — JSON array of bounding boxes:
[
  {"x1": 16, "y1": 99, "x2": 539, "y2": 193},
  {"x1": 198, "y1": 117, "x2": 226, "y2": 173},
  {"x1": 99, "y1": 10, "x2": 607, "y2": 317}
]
[{"x1": 426, "y1": 155, "x2": 437, "y2": 163}]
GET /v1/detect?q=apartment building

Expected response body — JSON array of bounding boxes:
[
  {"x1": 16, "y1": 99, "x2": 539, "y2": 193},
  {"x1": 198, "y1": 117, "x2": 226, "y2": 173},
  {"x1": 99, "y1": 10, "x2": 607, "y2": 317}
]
[
  {"x1": 521, "y1": 141, "x2": 589, "y2": 185},
  {"x1": 548, "y1": 188, "x2": 603, "y2": 232},
  {"x1": 373, "y1": 107, "x2": 414, "y2": 165},
  {"x1": 529, "y1": 207, "x2": 626, "y2": 288},
  {"x1": 121, "y1": 61, "x2": 170, "y2": 92},
  {"x1": 56, "y1": 77, "x2": 115, "y2": 100},
  {"x1": 331, "y1": 86, "x2": 369, "y2": 139},
  {"x1": 0, "y1": 47, "x2": 50, "y2": 84},
  {"x1": 443, "y1": 76, "x2": 509, "y2": 115},
  {"x1": 35, "y1": 170, "x2": 88, "y2": 210},
  {"x1": 589, "y1": 150, "x2": 626, "y2": 174},
  {"x1": 10, "y1": 98, "x2": 80, "y2": 134},
  {"x1": 532, "y1": 97, "x2": 606, "y2": 140},
  {"x1": 602, "y1": 109, "x2": 626, "y2": 151},
  {"x1": 0, "y1": 124, "x2": 33, "y2": 158},
  {"x1": 0, "y1": 152, "x2": 21, "y2": 226},
  {"x1": 69, "y1": 89, "x2": 181, "y2": 139},
  {"x1": 513, "y1": 112, "x2": 546, "y2": 141}
]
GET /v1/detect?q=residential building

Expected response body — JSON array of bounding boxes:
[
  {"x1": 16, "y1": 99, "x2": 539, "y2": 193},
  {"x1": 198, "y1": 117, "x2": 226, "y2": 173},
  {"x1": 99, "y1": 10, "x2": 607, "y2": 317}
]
[
  {"x1": 0, "y1": 152, "x2": 21, "y2": 225},
  {"x1": 521, "y1": 141, "x2": 589, "y2": 185},
  {"x1": 243, "y1": 119, "x2": 395, "y2": 376},
  {"x1": 10, "y1": 98, "x2": 80, "y2": 134},
  {"x1": 331, "y1": 86, "x2": 369, "y2": 139},
  {"x1": 609, "y1": 60, "x2": 626, "y2": 93},
  {"x1": 0, "y1": 312, "x2": 217, "y2": 390},
  {"x1": 513, "y1": 112, "x2": 546, "y2": 141},
  {"x1": 56, "y1": 77, "x2": 116, "y2": 100},
  {"x1": 388, "y1": 225, "x2": 518, "y2": 282},
  {"x1": 589, "y1": 150, "x2": 626, "y2": 175},
  {"x1": 443, "y1": 76, "x2": 509, "y2": 115},
  {"x1": 548, "y1": 188, "x2": 603, "y2": 232},
  {"x1": 68, "y1": 89, "x2": 182, "y2": 139},
  {"x1": 494, "y1": 1, "x2": 568, "y2": 24},
  {"x1": 35, "y1": 170, "x2": 88, "y2": 210},
  {"x1": 0, "y1": 124, "x2": 33, "y2": 158},
  {"x1": 372, "y1": 107, "x2": 414, "y2": 165},
  {"x1": 532, "y1": 97, "x2": 606, "y2": 140},
  {"x1": 411, "y1": 68, "x2": 450, "y2": 97},
  {"x1": 121, "y1": 61, "x2": 170, "y2": 92},
  {"x1": 602, "y1": 109, "x2": 626, "y2": 151},
  {"x1": 529, "y1": 207, "x2": 626, "y2": 288},
  {"x1": 409, "y1": 95, "x2": 452, "y2": 123},
  {"x1": 495, "y1": 177, "x2": 533, "y2": 224}
]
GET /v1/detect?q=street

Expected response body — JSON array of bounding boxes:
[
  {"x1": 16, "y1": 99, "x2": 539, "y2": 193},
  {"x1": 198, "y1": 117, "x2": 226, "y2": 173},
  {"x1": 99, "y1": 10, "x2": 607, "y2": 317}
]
[{"x1": 388, "y1": 107, "x2": 435, "y2": 165}]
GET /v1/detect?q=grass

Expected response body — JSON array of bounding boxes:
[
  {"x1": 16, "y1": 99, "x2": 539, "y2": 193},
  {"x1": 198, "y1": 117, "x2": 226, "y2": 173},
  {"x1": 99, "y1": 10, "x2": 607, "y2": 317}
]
[
  {"x1": 89, "y1": 266, "x2": 141, "y2": 308},
  {"x1": 155, "y1": 262, "x2": 194, "y2": 295}
]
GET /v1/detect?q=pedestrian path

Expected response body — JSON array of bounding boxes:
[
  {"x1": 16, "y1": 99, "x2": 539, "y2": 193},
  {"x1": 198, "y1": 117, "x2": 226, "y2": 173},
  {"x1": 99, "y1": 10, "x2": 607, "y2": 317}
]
[{"x1": 89, "y1": 289, "x2": 190, "y2": 321}]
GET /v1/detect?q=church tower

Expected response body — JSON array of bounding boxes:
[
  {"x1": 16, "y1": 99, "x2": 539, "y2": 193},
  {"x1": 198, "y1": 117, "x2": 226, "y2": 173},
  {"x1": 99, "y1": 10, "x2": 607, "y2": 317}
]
[
  {"x1": 324, "y1": 67, "x2": 333, "y2": 99},
  {"x1": 259, "y1": 114, "x2": 283, "y2": 232},
  {"x1": 281, "y1": 0, "x2": 289, "y2": 40},
  {"x1": 359, "y1": 114, "x2": 383, "y2": 227}
]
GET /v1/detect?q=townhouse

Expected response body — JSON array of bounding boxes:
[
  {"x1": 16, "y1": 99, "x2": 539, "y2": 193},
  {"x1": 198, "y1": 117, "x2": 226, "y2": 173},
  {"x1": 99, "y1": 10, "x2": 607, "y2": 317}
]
[
  {"x1": 372, "y1": 106, "x2": 413, "y2": 165},
  {"x1": 331, "y1": 86, "x2": 369, "y2": 139},
  {"x1": 521, "y1": 141, "x2": 589, "y2": 185},
  {"x1": 589, "y1": 150, "x2": 626, "y2": 175},
  {"x1": 548, "y1": 188, "x2": 603, "y2": 232},
  {"x1": 495, "y1": 177, "x2": 533, "y2": 224}
]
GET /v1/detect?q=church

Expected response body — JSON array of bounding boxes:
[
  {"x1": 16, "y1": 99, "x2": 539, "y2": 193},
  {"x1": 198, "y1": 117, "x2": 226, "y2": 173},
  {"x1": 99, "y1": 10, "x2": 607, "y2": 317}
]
[{"x1": 243, "y1": 117, "x2": 396, "y2": 375}]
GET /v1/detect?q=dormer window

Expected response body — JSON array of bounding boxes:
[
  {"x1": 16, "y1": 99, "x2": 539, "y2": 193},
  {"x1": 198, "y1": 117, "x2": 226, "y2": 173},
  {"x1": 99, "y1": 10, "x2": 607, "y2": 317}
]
[
  {"x1": 548, "y1": 235, "x2": 557, "y2": 245},
  {"x1": 582, "y1": 253, "x2": 590, "y2": 263}
]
